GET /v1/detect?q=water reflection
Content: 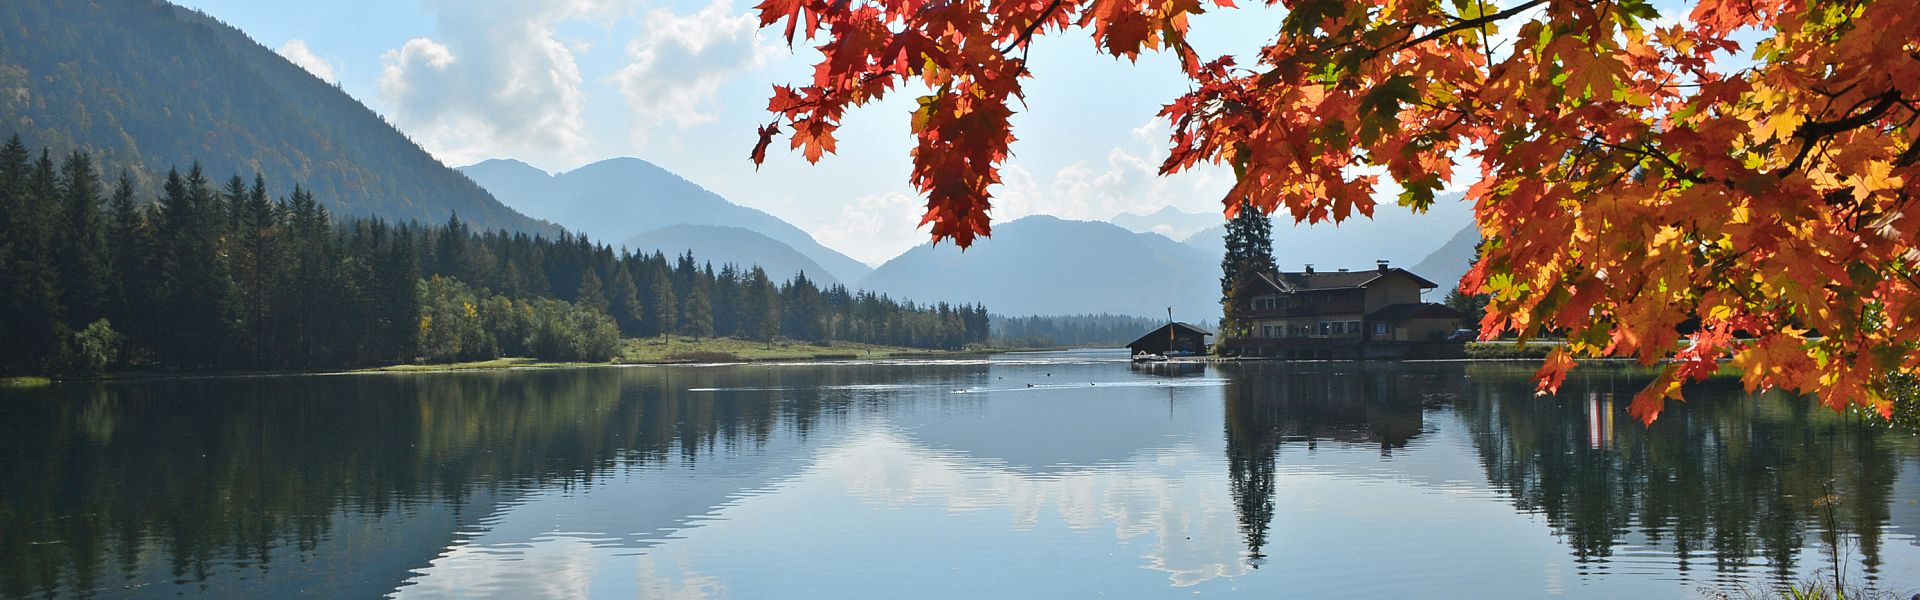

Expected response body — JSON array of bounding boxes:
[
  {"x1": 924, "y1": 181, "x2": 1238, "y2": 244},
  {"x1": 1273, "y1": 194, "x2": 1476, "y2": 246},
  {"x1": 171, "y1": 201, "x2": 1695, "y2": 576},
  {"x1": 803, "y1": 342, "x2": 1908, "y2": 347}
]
[
  {"x1": 1450, "y1": 364, "x2": 1916, "y2": 584},
  {"x1": 0, "y1": 356, "x2": 1915, "y2": 598}
]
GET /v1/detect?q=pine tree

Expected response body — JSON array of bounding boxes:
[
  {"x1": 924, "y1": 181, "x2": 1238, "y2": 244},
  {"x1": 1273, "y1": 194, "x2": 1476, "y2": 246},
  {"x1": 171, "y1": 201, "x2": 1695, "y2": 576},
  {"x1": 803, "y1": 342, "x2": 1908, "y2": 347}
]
[
  {"x1": 0, "y1": 149, "x2": 71, "y2": 371},
  {"x1": 1219, "y1": 198, "x2": 1275, "y2": 339},
  {"x1": 682, "y1": 277, "x2": 714, "y2": 340},
  {"x1": 740, "y1": 267, "x2": 779, "y2": 343},
  {"x1": 55, "y1": 151, "x2": 108, "y2": 326},
  {"x1": 780, "y1": 271, "x2": 823, "y2": 342},
  {"x1": 103, "y1": 171, "x2": 162, "y2": 361},
  {"x1": 644, "y1": 263, "x2": 677, "y2": 337},
  {"x1": 608, "y1": 265, "x2": 645, "y2": 335},
  {"x1": 576, "y1": 268, "x2": 610, "y2": 316},
  {"x1": 155, "y1": 164, "x2": 238, "y2": 368},
  {"x1": 712, "y1": 263, "x2": 741, "y2": 337}
]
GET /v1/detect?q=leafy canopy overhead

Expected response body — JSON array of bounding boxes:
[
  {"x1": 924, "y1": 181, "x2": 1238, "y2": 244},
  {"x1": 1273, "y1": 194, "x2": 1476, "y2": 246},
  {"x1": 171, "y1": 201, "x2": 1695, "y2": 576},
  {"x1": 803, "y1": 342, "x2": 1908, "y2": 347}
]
[{"x1": 750, "y1": 0, "x2": 1920, "y2": 423}]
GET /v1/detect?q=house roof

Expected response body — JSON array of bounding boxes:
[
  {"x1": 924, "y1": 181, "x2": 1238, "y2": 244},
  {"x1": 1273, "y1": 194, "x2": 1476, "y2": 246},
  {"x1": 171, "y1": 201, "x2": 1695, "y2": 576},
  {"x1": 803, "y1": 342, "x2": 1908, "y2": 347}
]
[
  {"x1": 1127, "y1": 322, "x2": 1214, "y2": 347},
  {"x1": 1250, "y1": 267, "x2": 1439, "y2": 293},
  {"x1": 1365, "y1": 302, "x2": 1463, "y2": 321}
]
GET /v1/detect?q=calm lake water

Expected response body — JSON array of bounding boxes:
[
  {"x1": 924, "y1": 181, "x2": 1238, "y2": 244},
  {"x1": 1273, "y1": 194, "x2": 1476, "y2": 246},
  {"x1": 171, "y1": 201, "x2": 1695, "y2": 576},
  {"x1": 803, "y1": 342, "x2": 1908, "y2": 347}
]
[{"x1": 3, "y1": 350, "x2": 1918, "y2": 598}]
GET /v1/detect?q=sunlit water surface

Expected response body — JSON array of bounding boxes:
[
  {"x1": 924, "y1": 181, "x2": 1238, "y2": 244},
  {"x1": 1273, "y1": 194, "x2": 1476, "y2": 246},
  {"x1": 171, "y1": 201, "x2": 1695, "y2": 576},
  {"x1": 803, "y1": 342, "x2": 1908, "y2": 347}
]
[{"x1": 4, "y1": 350, "x2": 1918, "y2": 598}]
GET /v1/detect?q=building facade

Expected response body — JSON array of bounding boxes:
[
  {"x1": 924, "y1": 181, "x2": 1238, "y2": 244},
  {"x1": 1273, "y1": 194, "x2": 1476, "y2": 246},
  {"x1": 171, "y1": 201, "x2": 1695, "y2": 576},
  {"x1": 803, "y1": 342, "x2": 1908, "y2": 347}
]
[{"x1": 1226, "y1": 261, "x2": 1463, "y2": 359}]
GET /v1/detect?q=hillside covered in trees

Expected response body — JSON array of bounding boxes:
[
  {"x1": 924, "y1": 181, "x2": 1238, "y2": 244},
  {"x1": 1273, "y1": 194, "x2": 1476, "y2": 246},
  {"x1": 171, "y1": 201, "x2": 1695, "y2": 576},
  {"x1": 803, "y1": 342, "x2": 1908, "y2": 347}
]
[
  {"x1": 0, "y1": 140, "x2": 988, "y2": 376},
  {"x1": 0, "y1": 0, "x2": 553, "y2": 235}
]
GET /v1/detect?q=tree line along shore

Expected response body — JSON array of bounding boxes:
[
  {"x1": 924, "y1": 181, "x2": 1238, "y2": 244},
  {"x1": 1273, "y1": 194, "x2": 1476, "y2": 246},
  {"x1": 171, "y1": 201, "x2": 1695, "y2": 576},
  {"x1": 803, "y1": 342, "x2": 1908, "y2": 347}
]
[{"x1": 0, "y1": 138, "x2": 991, "y2": 379}]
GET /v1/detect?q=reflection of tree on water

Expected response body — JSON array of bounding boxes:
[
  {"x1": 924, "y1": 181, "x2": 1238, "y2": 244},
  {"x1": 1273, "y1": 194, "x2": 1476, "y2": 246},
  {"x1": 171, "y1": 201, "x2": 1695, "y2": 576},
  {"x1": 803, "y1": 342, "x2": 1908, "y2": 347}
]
[
  {"x1": 1449, "y1": 364, "x2": 1913, "y2": 583},
  {"x1": 0, "y1": 365, "x2": 903, "y2": 599},
  {"x1": 1220, "y1": 363, "x2": 1436, "y2": 566}
]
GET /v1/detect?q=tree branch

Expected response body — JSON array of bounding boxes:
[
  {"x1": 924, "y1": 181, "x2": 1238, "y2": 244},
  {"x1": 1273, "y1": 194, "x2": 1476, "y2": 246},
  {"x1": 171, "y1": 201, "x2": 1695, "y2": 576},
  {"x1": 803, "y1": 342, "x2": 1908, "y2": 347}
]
[
  {"x1": 1781, "y1": 89, "x2": 1903, "y2": 176},
  {"x1": 1399, "y1": 0, "x2": 1547, "y2": 51},
  {"x1": 1000, "y1": 0, "x2": 1067, "y2": 55}
]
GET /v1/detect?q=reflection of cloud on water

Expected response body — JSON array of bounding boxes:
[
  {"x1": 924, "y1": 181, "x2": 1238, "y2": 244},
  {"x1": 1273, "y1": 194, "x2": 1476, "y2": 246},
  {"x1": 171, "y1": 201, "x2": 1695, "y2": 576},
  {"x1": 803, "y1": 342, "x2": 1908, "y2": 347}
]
[
  {"x1": 398, "y1": 534, "x2": 728, "y2": 599},
  {"x1": 819, "y1": 429, "x2": 1252, "y2": 587}
]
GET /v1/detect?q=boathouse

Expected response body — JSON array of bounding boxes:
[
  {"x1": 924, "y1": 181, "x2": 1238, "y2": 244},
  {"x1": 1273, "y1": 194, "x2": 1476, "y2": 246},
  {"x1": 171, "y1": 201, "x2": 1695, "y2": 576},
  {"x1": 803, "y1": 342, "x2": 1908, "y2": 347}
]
[{"x1": 1127, "y1": 322, "x2": 1214, "y2": 357}]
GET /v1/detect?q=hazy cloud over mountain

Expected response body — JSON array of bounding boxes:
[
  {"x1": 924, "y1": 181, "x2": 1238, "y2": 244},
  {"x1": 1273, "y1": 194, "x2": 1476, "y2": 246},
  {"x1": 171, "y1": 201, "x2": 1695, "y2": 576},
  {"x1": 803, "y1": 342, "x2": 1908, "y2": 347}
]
[
  {"x1": 377, "y1": 0, "x2": 610, "y2": 168},
  {"x1": 994, "y1": 120, "x2": 1232, "y2": 223},
  {"x1": 611, "y1": 0, "x2": 777, "y2": 146},
  {"x1": 275, "y1": 39, "x2": 339, "y2": 83}
]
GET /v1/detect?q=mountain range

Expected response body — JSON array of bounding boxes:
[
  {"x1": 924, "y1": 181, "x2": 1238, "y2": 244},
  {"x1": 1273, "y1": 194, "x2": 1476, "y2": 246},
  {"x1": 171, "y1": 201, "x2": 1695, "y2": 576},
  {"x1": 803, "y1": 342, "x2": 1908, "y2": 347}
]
[
  {"x1": 858, "y1": 216, "x2": 1220, "y2": 318},
  {"x1": 458, "y1": 157, "x2": 870, "y2": 285},
  {"x1": 1409, "y1": 224, "x2": 1479, "y2": 295},
  {"x1": 1109, "y1": 206, "x2": 1222, "y2": 241},
  {"x1": 0, "y1": 0, "x2": 554, "y2": 235},
  {"x1": 6, "y1": 0, "x2": 1477, "y2": 319}
]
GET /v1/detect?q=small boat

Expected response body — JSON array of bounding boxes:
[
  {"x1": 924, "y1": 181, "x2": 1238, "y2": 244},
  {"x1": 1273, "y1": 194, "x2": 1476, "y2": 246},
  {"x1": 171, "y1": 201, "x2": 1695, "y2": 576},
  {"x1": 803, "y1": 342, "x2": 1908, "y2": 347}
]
[{"x1": 1132, "y1": 352, "x2": 1169, "y2": 363}]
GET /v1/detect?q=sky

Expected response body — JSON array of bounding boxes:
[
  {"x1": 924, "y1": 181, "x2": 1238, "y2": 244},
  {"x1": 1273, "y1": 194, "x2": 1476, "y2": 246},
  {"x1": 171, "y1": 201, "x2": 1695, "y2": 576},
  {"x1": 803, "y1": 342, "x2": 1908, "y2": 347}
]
[{"x1": 169, "y1": 0, "x2": 1326, "y2": 264}]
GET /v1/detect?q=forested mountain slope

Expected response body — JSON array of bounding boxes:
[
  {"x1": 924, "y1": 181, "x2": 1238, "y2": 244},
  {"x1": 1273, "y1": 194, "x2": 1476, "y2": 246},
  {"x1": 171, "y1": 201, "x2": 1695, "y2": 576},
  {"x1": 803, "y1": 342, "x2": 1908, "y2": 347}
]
[{"x1": 0, "y1": 0, "x2": 555, "y2": 234}]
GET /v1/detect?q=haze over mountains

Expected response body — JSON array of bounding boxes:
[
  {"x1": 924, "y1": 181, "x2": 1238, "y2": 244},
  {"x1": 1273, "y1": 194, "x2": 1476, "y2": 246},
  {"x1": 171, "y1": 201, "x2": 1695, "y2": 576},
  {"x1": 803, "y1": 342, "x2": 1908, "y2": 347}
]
[
  {"x1": 1109, "y1": 206, "x2": 1222, "y2": 241},
  {"x1": 859, "y1": 216, "x2": 1220, "y2": 318},
  {"x1": 458, "y1": 158, "x2": 871, "y2": 286},
  {"x1": 0, "y1": 0, "x2": 553, "y2": 235}
]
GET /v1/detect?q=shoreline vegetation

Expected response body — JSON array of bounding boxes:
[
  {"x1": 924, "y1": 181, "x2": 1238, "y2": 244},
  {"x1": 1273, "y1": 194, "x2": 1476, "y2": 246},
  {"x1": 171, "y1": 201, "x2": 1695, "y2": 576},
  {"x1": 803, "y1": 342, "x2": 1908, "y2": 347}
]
[
  {"x1": 1, "y1": 337, "x2": 1017, "y2": 386},
  {"x1": 0, "y1": 140, "x2": 990, "y2": 381}
]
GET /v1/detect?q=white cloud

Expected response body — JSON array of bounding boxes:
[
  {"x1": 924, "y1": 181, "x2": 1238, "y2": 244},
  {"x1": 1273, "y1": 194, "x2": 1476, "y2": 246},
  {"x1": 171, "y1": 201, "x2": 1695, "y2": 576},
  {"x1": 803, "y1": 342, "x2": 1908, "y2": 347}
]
[
  {"x1": 275, "y1": 39, "x2": 339, "y2": 83},
  {"x1": 610, "y1": 0, "x2": 779, "y2": 145},
  {"x1": 995, "y1": 119, "x2": 1232, "y2": 222},
  {"x1": 377, "y1": 0, "x2": 618, "y2": 168},
  {"x1": 813, "y1": 191, "x2": 929, "y2": 266}
]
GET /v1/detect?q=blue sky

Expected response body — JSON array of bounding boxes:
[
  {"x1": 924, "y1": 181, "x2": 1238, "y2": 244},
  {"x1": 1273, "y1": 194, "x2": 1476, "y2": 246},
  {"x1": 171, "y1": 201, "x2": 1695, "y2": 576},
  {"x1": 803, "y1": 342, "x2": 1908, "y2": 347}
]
[{"x1": 174, "y1": 0, "x2": 1302, "y2": 264}]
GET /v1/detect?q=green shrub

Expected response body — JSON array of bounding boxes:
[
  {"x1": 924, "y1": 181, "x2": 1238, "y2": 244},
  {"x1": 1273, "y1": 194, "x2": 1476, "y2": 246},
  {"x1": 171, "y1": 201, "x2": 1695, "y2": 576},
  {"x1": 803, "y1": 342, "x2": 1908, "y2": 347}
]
[{"x1": 61, "y1": 320, "x2": 122, "y2": 377}]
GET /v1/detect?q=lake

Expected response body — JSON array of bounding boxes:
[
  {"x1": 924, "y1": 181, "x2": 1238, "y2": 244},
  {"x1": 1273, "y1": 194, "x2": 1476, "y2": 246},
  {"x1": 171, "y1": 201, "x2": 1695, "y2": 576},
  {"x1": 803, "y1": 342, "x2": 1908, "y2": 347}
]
[{"x1": 3, "y1": 350, "x2": 1917, "y2": 598}]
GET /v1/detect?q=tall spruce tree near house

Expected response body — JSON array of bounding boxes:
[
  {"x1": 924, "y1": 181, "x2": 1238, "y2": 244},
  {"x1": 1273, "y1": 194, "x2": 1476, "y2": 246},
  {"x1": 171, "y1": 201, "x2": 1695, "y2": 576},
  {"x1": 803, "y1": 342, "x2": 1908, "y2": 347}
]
[{"x1": 1218, "y1": 198, "x2": 1275, "y2": 340}]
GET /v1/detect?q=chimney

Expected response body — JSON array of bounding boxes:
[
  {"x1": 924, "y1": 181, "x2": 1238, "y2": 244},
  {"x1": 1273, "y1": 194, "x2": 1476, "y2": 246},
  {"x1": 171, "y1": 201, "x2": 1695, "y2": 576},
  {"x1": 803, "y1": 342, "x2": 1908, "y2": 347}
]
[
  {"x1": 1338, "y1": 268, "x2": 1348, "y2": 272},
  {"x1": 1377, "y1": 260, "x2": 1390, "y2": 272},
  {"x1": 1304, "y1": 264, "x2": 1315, "y2": 274}
]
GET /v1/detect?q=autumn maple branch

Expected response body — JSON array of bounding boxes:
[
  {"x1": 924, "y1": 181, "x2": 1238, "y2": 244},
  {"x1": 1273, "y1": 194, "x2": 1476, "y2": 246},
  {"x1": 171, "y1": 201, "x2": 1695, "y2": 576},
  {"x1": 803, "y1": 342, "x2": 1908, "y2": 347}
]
[
  {"x1": 1781, "y1": 89, "x2": 1905, "y2": 176},
  {"x1": 1399, "y1": 0, "x2": 1546, "y2": 51},
  {"x1": 999, "y1": 0, "x2": 1068, "y2": 55}
]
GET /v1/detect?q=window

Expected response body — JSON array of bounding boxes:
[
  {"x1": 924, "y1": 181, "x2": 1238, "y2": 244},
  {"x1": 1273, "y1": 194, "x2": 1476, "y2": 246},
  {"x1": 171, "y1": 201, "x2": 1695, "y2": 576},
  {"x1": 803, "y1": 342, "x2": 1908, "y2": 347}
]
[
  {"x1": 1277, "y1": 298, "x2": 1291, "y2": 308},
  {"x1": 1347, "y1": 321, "x2": 1362, "y2": 334},
  {"x1": 1319, "y1": 322, "x2": 1332, "y2": 336},
  {"x1": 1373, "y1": 322, "x2": 1388, "y2": 335},
  {"x1": 1262, "y1": 325, "x2": 1280, "y2": 338}
]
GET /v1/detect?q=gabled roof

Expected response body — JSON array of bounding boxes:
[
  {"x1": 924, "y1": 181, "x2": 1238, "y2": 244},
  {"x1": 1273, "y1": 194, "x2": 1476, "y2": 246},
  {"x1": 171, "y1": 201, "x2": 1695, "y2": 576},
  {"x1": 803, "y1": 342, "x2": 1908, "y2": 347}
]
[
  {"x1": 1255, "y1": 267, "x2": 1440, "y2": 293},
  {"x1": 1127, "y1": 322, "x2": 1214, "y2": 347},
  {"x1": 1365, "y1": 302, "x2": 1463, "y2": 321}
]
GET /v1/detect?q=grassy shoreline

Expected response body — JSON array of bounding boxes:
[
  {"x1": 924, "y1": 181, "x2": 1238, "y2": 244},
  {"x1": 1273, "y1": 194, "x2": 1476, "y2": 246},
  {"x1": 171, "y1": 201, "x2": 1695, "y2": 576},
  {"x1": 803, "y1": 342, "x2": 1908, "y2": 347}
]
[{"x1": 3, "y1": 337, "x2": 1010, "y2": 383}]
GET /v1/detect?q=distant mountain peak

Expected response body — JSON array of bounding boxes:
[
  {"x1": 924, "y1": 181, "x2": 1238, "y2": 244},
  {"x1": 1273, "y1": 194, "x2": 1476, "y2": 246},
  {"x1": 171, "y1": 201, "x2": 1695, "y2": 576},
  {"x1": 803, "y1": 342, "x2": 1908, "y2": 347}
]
[
  {"x1": 460, "y1": 155, "x2": 874, "y2": 285},
  {"x1": 464, "y1": 158, "x2": 549, "y2": 177}
]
